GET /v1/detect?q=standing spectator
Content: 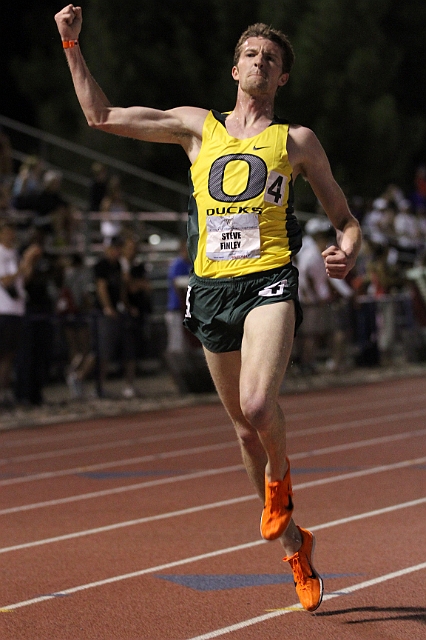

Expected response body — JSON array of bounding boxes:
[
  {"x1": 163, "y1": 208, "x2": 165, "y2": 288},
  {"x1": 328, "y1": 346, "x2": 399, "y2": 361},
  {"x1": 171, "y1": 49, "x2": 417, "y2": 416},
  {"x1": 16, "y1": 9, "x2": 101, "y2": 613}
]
[
  {"x1": 0, "y1": 129, "x2": 14, "y2": 187},
  {"x1": 89, "y1": 162, "x2": 109, "y2": 212},
  {"x1": 120, "y1": 236, "x2": 152, "y2": 397},
  {"x1": 164, "y1": 239, "x2": 200, "y2": 393},
  {"x1": 99, "y1": 174, "x2": 128, "y2": 244},
  {"x1": 14, "y1": 229, "x2": 55, "y2": 406},
  {"x1": 11, "y1": 155, "x2": 44, "y2": 211},
  {"x1": 412, "y1": 165, "x2": 426, "y2": 214},
  {"x1": 93, "y1": 236, "x2": 136, "y2": 398},
  {"x1": 33, "y1": 170, "x2": 75, "y2": 246},
  {"x1": 165, "y1": 240, "x2": 192, "y2": 354},
  {"x1": 0, "y1": 221, "x2": 41, "y2": 406},
  {"x1": 394, "y1": 199, "x2": 420, "y2": 269},
  {"x1": 366, "y1": 245, "x2": 405, "y2": 365},
  {"x1": 362, "y1": 197, "x2": 395, "y2": 247},
  {"x1": 57, "y1": 253, "x2": 96, "y2": 399},
  {"x1": 0, "y1": 184, "x2": 12, "y2": 214},
  {"x1": 294, "y1": 218, "x2": 334, "y2": 374},
  {"x1": 295, "y1": 217, "x2": 354, "y2": 373}
]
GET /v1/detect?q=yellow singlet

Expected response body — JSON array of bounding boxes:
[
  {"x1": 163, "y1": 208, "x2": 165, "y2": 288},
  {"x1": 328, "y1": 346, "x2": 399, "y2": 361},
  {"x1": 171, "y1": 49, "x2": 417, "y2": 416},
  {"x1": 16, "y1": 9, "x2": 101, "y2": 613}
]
[{"x1": 187, "y1": 110, "x2": 302, "y2": 278}]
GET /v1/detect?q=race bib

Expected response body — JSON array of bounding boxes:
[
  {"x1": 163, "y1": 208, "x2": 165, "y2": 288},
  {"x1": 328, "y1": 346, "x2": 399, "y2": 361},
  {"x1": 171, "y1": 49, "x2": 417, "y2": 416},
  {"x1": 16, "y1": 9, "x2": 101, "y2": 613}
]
[{"x1": 206, "y1": 213, "x2": 260, "y2": 261}]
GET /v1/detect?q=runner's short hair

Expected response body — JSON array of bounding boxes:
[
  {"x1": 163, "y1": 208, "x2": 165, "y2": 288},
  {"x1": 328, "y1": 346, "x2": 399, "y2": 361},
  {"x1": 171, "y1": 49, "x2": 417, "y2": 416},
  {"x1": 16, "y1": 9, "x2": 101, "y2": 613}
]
[{"x1": 234, "y1": 23, "x2": 295, "y2": 74}]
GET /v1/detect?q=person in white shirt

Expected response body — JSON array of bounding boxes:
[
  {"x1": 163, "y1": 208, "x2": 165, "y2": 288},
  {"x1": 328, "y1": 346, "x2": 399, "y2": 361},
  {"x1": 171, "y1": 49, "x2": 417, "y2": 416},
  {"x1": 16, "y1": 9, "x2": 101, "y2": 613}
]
[
  {"x1": 0, "y1": 221, "x2": 41, "y2": 406},
  {"x1": 295, "y1": 217, "x2": 353, "y2": 373}
]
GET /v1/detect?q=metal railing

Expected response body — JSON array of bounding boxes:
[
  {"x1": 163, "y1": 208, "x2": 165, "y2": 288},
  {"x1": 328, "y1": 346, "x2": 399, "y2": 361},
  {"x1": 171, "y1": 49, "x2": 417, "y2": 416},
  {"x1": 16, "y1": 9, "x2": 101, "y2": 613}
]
[{"x1": 0, "y1": 114, "x2": 188, "y2": 212}]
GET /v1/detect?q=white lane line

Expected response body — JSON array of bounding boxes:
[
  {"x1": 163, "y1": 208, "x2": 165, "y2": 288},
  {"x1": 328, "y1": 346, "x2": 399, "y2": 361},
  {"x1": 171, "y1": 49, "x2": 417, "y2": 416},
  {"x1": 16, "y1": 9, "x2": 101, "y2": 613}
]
[
  {"x1": 293, "y1": 406, "x2": 426, "y2": 438},
  {"x1": 0, "y1": 464, "x2": 246, "y2": 515},
  {"x1": 186, "y1": 563, "x2": 426, "y2": 640},
  {"x1": 293, "y1": 426, "x2": 426, "y2": 459},
  {"x1": 0, "y1": 424, "x2": 232, "y2": 466},
  {"x1": 1, "y1": 499, "x2": 425, "y2": 613},
  {"x1": 1, "y1": 431, "x2": 425, "y2": 516},
  {"x1": 3, "y1": 403, "x2": 426, "y2": 468},
  {"x1": 4, "y1": 390, "x2": 425, "y2": 449},
  {"x1": 0, "y1": 439, "x2": 238, "y2": 487},
  {"x1": 0, "y1": 477, "x2": 424, "y2": 555},
  {"x1": 2, "y1": 408, "x2": 426, "y2": 487},
  {"x1": 0, "y1": 413, "x2": 205, "y2": 447}
]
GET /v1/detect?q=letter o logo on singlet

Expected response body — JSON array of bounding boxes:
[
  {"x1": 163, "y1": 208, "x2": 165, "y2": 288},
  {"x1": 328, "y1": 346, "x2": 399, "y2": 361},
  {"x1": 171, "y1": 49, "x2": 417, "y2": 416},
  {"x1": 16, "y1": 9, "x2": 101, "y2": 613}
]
[{"x1": 208, "y1": 154, "x2": 267, "y2": 203}]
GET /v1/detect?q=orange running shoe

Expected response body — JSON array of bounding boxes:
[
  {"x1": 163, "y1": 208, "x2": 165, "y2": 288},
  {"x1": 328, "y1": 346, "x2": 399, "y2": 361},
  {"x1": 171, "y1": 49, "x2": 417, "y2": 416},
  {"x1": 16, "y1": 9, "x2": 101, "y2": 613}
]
[
  {"x1": 283, "y1": 526, "x2": 323, "y2": 612},
  {"x1": 260, "y1": 458, "x2": 293, "y2": 541}
]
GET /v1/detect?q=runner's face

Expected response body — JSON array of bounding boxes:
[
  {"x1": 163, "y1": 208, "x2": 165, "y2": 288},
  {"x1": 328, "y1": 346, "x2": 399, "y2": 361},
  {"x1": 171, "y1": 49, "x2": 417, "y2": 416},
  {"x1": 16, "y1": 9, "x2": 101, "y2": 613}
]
[{"x1": 232, "y1": 37, "x2": 288, "y2": 95}]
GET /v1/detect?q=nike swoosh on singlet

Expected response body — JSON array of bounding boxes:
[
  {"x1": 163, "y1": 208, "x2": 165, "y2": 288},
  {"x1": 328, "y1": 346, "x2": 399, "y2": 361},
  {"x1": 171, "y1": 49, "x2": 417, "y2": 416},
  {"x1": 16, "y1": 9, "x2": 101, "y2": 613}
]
[{"x1": 253, "y1": 145, "x2": 269, "y2": 150}]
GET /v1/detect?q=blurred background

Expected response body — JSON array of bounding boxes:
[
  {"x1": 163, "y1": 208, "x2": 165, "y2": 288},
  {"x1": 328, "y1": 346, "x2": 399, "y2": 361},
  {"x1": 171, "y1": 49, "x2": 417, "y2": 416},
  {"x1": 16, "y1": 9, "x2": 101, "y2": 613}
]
[
  {"x1": 1, "y1": 0, "x2": 426, "y2": 409},
  {"x1": 2, "y1": 0, "x2": 426, "y2": 207}
]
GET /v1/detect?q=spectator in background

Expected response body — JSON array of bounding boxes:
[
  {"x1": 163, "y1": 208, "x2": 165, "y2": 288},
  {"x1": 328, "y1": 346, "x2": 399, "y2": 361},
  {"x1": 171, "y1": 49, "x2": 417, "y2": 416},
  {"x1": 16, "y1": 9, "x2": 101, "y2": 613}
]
[
  {"x1": 0, "y1": 221, "x2": 41, "y2": 407},
  {"x1": 366, "y1": 245, "x2": 405, "y2": 365},
  {"x1": 14, "y1": 228, "x2": 56, "y2": 406},
  {"x1": 120, "y1": 236, "x2": 152, "y2": 396},
  {"x1": 33, "y1": 170, "x2": 75, "y2": 246},
  {"x1": 362, "y1": 197, "x2": 395, "y2": 247},
  {"x1": 93, "y1": 236, "x2": 136, "y2": 398},
  {"x1": 394, "y1": 199, "x2": 420, "y2": 269},
  {"x1": 0, "y1": 129, "x2": 14, "y2": 187},
  {"x1": 295, "y1": 217, "x2": 354, "y2": 374},
  {"x1": 165, "y1": 239, "x2": 192, "y2": 354},
  {"x1": 164, "y1": 239, "x2": 207, "y2": 394},
  {"x1": 100, "y1": 174, "x2": 128, "y2": 244},
  {"x1": 89, "y1": 162, "x2": 109, "y2": 212},
  {"x1": 57, "y1": 253, "x2": 96, "y2": 399},
  {"x1": 12, "y1": 155, "x2": 44, "y2": 211},
  {"x1": 0, "y1": 184, "x2": 12, "y2": 214},
  {"x1": 412, "y1": 165, "x2": 426, "y2": 214}
]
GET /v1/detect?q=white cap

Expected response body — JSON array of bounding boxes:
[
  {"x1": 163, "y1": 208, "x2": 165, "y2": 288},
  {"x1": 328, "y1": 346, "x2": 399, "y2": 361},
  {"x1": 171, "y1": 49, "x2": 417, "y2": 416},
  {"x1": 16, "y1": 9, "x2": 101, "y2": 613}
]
[{"x1": 305, "y1": 217, "x2": 331, "y2": 236}]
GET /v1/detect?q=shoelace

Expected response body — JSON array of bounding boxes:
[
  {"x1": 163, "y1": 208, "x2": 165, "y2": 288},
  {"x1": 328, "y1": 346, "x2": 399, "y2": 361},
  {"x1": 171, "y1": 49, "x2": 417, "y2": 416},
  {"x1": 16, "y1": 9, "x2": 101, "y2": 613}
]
[{"x1": 290, "y1": 554, "x2": 310, "y2": 587}]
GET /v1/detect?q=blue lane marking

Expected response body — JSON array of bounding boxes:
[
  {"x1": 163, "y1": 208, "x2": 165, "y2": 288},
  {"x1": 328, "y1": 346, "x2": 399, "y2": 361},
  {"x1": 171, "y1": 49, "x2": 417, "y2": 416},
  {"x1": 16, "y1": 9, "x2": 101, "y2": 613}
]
[
  {"x1": 291, "y1": 467, "x2": 361, "y2": 474},
  {"x1": 156, "y1": 573, "x2": 360, "y2": 591},
  {"x1": 73, "y1": 465, "x2": 426, "y2": 480}
]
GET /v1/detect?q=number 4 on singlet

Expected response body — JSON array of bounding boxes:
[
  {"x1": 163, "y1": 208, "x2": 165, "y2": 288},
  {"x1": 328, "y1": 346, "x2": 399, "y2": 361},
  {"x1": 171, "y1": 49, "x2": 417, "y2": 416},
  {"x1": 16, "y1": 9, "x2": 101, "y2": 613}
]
[{"x1": 264, "y1": 171, "x2": 288, "y2": 207}]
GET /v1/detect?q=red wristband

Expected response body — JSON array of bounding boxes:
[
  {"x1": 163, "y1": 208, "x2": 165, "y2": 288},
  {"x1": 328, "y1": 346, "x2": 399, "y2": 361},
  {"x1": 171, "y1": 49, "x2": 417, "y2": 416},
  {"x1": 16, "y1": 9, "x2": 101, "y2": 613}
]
[{"x1": 62, "y1": 40, "x2": 79, "y2": 49}]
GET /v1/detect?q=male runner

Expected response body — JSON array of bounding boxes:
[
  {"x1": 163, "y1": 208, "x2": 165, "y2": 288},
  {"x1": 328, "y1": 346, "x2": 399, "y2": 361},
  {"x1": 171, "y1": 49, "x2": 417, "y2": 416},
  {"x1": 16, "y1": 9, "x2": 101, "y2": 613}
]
[{"x1": 55, "y1": 5, "x2": 362, "y2": 612}]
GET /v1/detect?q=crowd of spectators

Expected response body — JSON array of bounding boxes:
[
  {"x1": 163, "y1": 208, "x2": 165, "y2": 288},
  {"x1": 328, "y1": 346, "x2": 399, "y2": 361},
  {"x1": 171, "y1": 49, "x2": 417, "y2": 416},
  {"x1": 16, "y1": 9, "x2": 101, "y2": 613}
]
[
  {"x1": 0, "y1": 133, "x2": 154, "y2": 407},
  {"x1": 293, "y1": 172, "x2": 426, "y2": 373},
  {"x1": 1, "y1": 126, "x2": 426, "y2": 407}
]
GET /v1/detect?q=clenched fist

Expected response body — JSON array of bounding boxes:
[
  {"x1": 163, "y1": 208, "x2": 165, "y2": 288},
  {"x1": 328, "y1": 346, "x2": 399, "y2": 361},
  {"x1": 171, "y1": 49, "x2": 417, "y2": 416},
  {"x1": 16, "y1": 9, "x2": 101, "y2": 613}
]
[{"x1": 54, "y1": 4, "x2": 83, "y2": 41}]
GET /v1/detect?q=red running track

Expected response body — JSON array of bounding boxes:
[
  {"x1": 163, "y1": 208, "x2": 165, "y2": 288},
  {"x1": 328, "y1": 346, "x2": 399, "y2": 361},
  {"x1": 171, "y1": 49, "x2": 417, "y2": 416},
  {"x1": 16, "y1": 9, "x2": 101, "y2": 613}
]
[{"x1": 0, "y1": 376, "x2": 425, "y2": 639}]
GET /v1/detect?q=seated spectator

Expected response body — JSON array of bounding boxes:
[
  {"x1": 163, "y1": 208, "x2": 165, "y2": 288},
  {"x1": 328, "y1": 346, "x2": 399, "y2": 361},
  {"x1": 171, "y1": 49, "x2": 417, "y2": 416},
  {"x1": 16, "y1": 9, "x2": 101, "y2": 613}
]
[{"x1": 0, "y1": 220, "x2": 41, "y2": 407}]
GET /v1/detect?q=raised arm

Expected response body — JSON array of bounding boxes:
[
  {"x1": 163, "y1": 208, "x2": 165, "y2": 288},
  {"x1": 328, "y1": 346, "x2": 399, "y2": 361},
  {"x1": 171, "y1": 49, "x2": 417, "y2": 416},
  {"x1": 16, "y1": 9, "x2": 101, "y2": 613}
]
[
  {"x1": 288, "y1": 125, "x2": 362, "y2": 279},
  {"x1": 54, "y1": 5, "x2": 207, "y2": 159}
]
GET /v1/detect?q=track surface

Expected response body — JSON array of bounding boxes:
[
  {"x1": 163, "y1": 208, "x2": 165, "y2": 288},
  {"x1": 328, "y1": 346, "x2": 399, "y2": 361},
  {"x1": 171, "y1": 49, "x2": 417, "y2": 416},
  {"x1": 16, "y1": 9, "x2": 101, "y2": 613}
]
[{"x1": 1, "y1": 376, "x2": 425, "y2": 639}]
